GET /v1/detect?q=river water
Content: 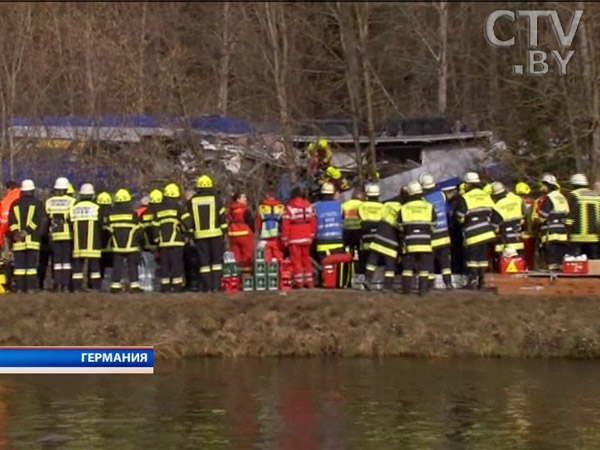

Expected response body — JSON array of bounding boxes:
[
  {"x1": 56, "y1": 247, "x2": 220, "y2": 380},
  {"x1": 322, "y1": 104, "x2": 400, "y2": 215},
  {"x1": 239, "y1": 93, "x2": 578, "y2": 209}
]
[{"x1": 0, "y1": 358, "x2": 599, "y2": 449}]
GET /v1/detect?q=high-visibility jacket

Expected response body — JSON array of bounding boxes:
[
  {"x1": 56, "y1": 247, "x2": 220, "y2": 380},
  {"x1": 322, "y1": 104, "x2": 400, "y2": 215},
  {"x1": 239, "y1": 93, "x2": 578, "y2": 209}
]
[
  {"x1": 358, "y1": 200, "x2": 384, "y2": 250},
  {"x1": 140, "y1": 204, "x2": 158, "y2": 251},
  {"x1": 153, "y1": 198, "x2": 191, "y2": 248},
  {"x1": 341, "y1": 199, "x2": 363, "y2": 231},
  {"x1": 369, "y1": 200, "x2": 401, "y2": 259},
  {"x1": 521, "y1": 196, "x2": 535, "y2": 239},
  {"x1": 98, "y1": 203, "x2": 113, "y2": 252},
  {"x1": 456, "y1": 188, "x2": 496, "y2": 246},
  {"x1": 566, "y1": 188, "x2": 600, "y2": 243},
  {"x1": 45, "y1": 194, "x2": 76, "y2": 241},
  {"x1": 281, "y1": 196, "x2": 316, "y2": 246},
  {"x1": 70, "y1": 200, "x2": 104, "y2": 258},
  {"x1": 256, "y1": 196, "x2": 284, "y2": 239},
  {"x1": 106, "y1": 203, "x2": 142, "y2": 253},
  {"x1": 398, "y1": 198, "x2": 436, "y2": 253},
  {"x1": 539, "y1": 189, "x2": 569, "y2": 243},
  {"x1": 8, "y1": 194, "x2": 46, "y2": 251},
  {"x1": 188, "y1": 189, "x2": 228, "y2": 239},
  {"x1": 313, "y1": 199, "x2": 343, "y2": 252},
  {"x1": 0, "y1": 188, "x2": 20, "y2": 247},
  {"x1": 423, "y1": 190, "x2": 450, "y2": 249},
  {"x1": 491, "y1": 192, "x2": 525, "y2": 252},
  {"x1": 226, "y1": 201, "x2": 254, "y2": 237}
]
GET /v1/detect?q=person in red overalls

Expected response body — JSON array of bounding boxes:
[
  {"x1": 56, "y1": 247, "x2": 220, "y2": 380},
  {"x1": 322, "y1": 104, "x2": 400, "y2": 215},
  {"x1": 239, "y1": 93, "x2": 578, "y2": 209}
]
[
  {"x1": 0, "y1": 181, "x2": 20, "y2": 251},
  {"x1": 226, "y1": 192, "x2": 255, "y2": 273},
  {"x1": 281, "y1": 186, "x2": 316, "y2": 288},
  {"x1": 256, "y1": 191, "x2": 285, "y2": 263}
]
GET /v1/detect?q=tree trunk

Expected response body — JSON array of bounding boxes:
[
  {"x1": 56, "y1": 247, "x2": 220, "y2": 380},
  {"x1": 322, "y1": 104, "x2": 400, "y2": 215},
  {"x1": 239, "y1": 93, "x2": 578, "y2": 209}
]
[
  {"x1": 437, "y1": 1, "x2": 448, "y2": 115},
  {"x1": 217, "y1": 1, "x2": 232, "y2": 116},
  {"x1": 577, "y1": 0, "x2": 599, "y2": 177},
  {"x1": 336, "y1": 2, "x2": 364, "y2": 185},
  {"x1": 137, "y1": 2, "x2": 148, "y2": 113},
  {"x1": 355, "y1": 3, "x2": 376, "y2": 179}
]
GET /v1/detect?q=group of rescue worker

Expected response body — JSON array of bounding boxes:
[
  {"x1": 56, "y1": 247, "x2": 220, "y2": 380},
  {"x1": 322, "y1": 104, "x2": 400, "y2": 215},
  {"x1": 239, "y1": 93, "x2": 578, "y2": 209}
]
[{"x1": 0, "y1": 167, "x2": 598, "y2": 295}]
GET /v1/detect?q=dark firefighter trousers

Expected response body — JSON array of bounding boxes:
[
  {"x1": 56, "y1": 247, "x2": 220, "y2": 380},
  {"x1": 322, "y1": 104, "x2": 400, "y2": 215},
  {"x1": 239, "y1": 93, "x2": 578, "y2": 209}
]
[
  {"x1": 159, "y1": 246, "x2": 184, "y2": 291},
  {"x1": 72, "y1": 257, "x2": 101, "y2": 291},
  {"x1": 14, "y1": 249, "x2": 39, "y2": 292},
  {"x1": 365, "y1": 251, "x2": 397, "y2": 290},
  {"x1": 544, "y1": 241, "x2": 567, "y2": 271},
  {"x1": 111, "y1": 252, "x2": 141, "y2": 291},
  {"x1": 402, "y1": 252, "x2": 433, "y2": 295},
  {"x1": 50, "y1": 240, "x2": 72, "y2": 290},
  {"x1": 428, "y1": 245, "x2": 452, "y2": 287},
  {"x1": 195, "y1": 237, "x2": 224, "y2": 292},
  {"x1": 38, "y1": 237, "x2": 51, "y2": 290}
]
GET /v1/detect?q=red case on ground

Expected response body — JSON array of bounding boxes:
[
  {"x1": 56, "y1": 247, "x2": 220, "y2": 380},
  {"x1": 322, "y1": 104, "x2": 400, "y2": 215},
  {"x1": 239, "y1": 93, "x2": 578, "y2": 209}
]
[
  {"x1": 499, "y1": 256, "x2": 525, "y2": 274},
  {"x1": 562, "y1": 260, "x2": 589, "y2": 274},
  {"x1": 221, "y1": 276, "x2": 241, "y2": 293},
  {"x1": 322, "y1": 263, "x2": 338, "y2": 288},
  {"x1": 322, "y1": 253, "x2": 353, "y2": 265}
]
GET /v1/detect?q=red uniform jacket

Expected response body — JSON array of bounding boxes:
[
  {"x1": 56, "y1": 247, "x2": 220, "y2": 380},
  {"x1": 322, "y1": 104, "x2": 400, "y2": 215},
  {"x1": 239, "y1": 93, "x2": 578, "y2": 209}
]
[
  {"x1": 281, "y1": 197, "x2": 316, "y2": 246},
  {"x1": 0, "y1": 188, "x2": 20, "y2": 247},
  {"x1": 227, "y1": 201, "x2": 254, "y2": 237}
]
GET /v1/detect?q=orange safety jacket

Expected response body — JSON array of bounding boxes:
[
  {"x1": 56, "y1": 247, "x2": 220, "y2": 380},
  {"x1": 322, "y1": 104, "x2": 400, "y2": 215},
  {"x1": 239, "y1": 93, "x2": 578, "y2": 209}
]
[
  {"x1": 0, "y1": 188, "x2": 20, "y2": 247},
  {"x1": 226, "y1": 201, "x2": 254, "y2": 237}
]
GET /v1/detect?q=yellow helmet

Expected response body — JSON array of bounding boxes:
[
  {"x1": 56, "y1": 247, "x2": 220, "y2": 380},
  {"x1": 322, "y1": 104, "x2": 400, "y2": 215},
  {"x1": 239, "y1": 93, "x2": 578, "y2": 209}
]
[
  {"x1": 325, "y1": 166, "x2": 342, "y2": 179},
  {"x1": 114, "y1": 188, "x2": 132, "y2": 203},
  {"x1": 317, "y1": 138, "x2": 329, "y2": 149},
  {"x1": 307, "y1": 142, "x2": 316, "y2": 153},
  {"x1": 196, "y1": 175, "x2": 213, "y2": 188},
  {"x1": 149, "y1": 189, "x2": 163, "y2": 204},
  {"x1": 515, "y1": 181, "x2": 531, "y2": 195},
  {"x1": 96, "y1": 191, "x2": 112, "y2": 205},
  {"x1": 164, "y1": 182, "x2": 181, "y2": 198},
  {"x1": 66, "y1": 183, "x2": 75, "y2": 195}
]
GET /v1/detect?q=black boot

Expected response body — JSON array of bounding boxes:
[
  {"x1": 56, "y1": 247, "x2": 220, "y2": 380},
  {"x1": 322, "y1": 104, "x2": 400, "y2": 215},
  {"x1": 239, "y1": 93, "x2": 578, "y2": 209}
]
[
  {"x1": 466, "y1": 273, "x2": 478, "y2": 290},
  {"x1": 477, "y1": 269, "x2": 485, "y2": 290},
  {"x1": 363, "y1": 271, "x2": 374, "y2": 291},
  {"x1": 428, "y1": 278, "x2": 435, "y2": 291},
  {"x1": 402, "y1": 276, "x2": 412, "y2": 295},
  {"x1": 382, "y1": 276, "x2": 394, "y2": 292},
  {"x1": 443, "y1": 274, "x2": 454, "y2": 290}
]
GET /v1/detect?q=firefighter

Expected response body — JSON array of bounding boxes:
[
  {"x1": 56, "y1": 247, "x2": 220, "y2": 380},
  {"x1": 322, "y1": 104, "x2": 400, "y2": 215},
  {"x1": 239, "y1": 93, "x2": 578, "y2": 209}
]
[
  {"x1": 70, "y1": 183, "x2": 104, "y2": 291},
  {"x1": 445, "y1": 183, "x2": 464, "y2": 275},
  {"x1": 8, "y1": 179, "x2": 46, "y2": 293},
  {"x1": 45, "y1": 177, "x2": 76, "y2": 292},
  {"x1": 137, "y1": 189, "x2": 162, "y2": 291},
  {"x1": 153, "y1": 183, "x2": 190, "y2": 292},
  {"x1": 226, "y1": 191, "x2": 255, "y2": 274},
  {"x1": 456, "y1": 172, "x2": 496, "y2": 289},
  {"x1": 565, "y1": 173, "x2": 600, "y2": 259},
  {"x1": 188, "y1": 175, "x2": 228, "y2": 293},
  {"x1": 538, "y1": 174, "x2": 569, "y2": 271},
  {"x1": 515, "y1": 181, "x2": 535, "y2": 270},
  {"x1": 312, "y1": 182, "x2": 344, "y2": 260},
  {"x1": 106, "y1": 188, "x2": 142, "y2": 293},
  {"x1": 490, "y1": 182, "x2": 526, "y2": 262},
  {"x1": 96, "y1": 191, "x2": 113, "y2": 283},
  {"x1": 397, "y1": 180, "x2": 436, "y2": 296},
  {"x1": 341, "y1": 187, "x2": 364, "y2": 260},
  {"x1": 357, "y1": 184, "x2": 384, "y2": 275},
  {"x1": 256, "y1": 190, "x2": 285, "y2": 263},
  {"x1": 364, "y1": 192, "x2": 401, "y2": 291},
  {"x1": 281, "y1": 185, "x2": 316, "y2": 289},
  {"x1": 419, "y1": 173, "x2": 453, "y2": 290}
]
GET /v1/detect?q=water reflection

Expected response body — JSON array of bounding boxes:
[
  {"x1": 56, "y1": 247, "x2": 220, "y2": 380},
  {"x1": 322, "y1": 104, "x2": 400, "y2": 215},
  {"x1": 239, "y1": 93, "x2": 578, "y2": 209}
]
[{"x1": 0, "y1": 358, "x2": 599, "y2": 449}]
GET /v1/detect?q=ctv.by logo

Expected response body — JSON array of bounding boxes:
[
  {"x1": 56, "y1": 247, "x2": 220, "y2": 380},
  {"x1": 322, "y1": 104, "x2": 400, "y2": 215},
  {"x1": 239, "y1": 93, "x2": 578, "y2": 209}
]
[{"x1": 484, "y1": 10, "x2": 583, "y2": 76}]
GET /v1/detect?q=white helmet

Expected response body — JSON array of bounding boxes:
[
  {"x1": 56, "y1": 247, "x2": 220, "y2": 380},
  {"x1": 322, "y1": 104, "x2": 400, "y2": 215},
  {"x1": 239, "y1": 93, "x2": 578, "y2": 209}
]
[
  {"x1": 20, "y1": 179, "x2": 35, "y2": 192},
  {"x1": 418, "y1": 172, "x2": 435, "y2": 190},
  {"x1": 491, "y1": 181, "x2": 506, "y2": 196},
  {"x1": 542, "y1": 173, "x2": 558, "y2": 186},
  {"x1": 570, "y1": 173, "x2": 588, "y2": 186},
  {"x1": 406, "y1": 180, "x2": 423, "y2": 195},
  {"x1": 54, "y1": 177, "x2": 70, "y2": 190},
  {"x1": 320, "y1": 182, "x2": 335, "y2": 195},
  {"x1": 463, "y1": 172, "x2": 481, "y2": 184},
  {"x1": 79, "y1": 183, "x2": 95, "y2": 196},
  {"x1": 365, "y1": 184, "x2": 380, "y2": 197}
]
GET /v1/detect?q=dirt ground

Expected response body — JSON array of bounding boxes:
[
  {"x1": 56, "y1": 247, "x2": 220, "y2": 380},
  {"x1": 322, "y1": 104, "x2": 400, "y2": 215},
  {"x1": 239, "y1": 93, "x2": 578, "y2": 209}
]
[{"x1": 1, "y1": 290, "x2": 599, "y2": 359}]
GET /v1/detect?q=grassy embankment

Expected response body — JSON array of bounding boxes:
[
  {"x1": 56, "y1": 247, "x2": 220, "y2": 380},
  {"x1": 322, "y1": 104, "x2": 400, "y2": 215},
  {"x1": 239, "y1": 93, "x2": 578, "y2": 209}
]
[{"x1": 1, "y1": 290, "x2": 599, "y2": 359}]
